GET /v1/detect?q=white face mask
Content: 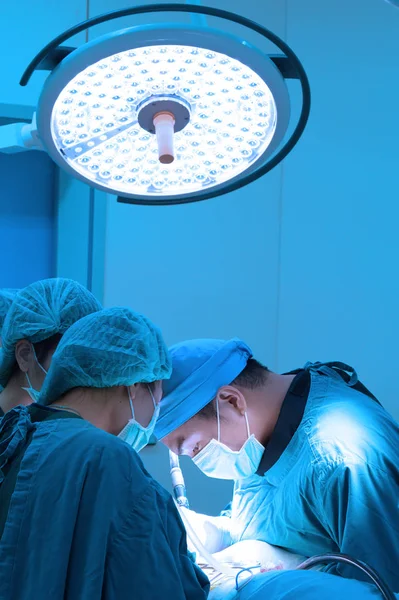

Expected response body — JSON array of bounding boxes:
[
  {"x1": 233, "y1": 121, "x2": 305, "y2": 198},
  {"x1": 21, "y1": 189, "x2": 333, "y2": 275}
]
[
  {"x1": 193, "y1": 399, "x2": 265, "y2": 480},
  {"x1": 21, "y1": 345, "x2": 48, "y2": 403},
  {"x1": 118, "y1": 385, "x2": 159, "y2": 452}
]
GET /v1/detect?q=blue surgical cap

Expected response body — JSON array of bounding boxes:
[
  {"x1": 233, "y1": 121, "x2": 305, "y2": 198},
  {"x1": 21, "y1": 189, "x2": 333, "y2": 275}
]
[
  {"x1": 39, "y1": 307, "x2": 171, "y2": 405},
  {"x1": 0, "y1": 278, "x2": 102, "y2": 387},
  {"x1": 0, "y1": 289, "x2": 18, "y2": 330},
  {"x1": 154, "y1": 338, "x2": 253, "y2": 440}
]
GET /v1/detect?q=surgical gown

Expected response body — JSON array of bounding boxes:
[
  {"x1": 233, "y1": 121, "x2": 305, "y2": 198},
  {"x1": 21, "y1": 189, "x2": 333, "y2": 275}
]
[
  {"x1": 0, "y1": 405, "x2": 209, "y2": 600},
  {"x1": 224, "y1": 364, "x2": 399, "y2": 590}
]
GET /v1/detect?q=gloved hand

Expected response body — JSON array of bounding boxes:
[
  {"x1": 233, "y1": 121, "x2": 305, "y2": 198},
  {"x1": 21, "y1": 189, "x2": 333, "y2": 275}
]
[{"x1": 179, "y1": 506, "x2": 233, "y2": 554}]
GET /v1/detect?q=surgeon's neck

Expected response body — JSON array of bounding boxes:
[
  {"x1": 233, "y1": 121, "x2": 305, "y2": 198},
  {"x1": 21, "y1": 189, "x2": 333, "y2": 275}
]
[
  {"x1": 50, "y1": 386, "x2": 131, "y2": 435},
  {"x1": 0, "y1": 372, "x2": 33, "y2": 414},
  {"x1": 245, "y1": 372, "x2": 296, "y2": 447}
]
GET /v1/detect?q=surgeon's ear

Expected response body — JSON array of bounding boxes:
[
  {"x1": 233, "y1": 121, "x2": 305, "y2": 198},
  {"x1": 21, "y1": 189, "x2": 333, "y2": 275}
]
[
  {"x1": 127, "y1": 383, "x2": 138, "y2": 401},
  {"x1": 217, "y1": 386, "x2": 247, "y2": 416},
  {"x1": 15, "y1": 340, "x2": 34, "y2": 373}
]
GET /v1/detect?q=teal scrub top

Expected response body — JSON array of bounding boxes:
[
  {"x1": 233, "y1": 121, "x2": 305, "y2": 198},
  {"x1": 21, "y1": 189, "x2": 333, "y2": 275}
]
[
  {"x1": 226, "y1": 363, "x2": 399, "y2": 590},
  {"x1": 0, "y1": 405, "x2": 209, "y2": 600}
]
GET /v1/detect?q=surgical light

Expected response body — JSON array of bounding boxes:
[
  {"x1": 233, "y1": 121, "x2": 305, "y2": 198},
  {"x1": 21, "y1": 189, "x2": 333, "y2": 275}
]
[
  {"x1": 2, "y1": 4, "x2": 311, "y2": 205},
  {"x1": 45, "y1": 37, "x2": 285, "y2": 199}
]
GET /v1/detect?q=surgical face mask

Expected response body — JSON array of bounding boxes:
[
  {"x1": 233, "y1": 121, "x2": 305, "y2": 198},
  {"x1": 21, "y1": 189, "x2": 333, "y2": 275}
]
[
  {"x1": 118, "y1": 385, "x2": 159, "y2": 452},
  {"x1": 21, "y1": 345, "x2": 48, "y2": 403},
  {"x1": 193, "y1": 400, "x2": 265, "y2": 480}
]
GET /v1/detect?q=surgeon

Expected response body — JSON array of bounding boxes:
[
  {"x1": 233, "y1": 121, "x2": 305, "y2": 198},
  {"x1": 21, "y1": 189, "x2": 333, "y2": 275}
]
[
  {"x1": 0, "y1": 278, "x2": 101, "y2": 416},
  {"x1": 0, "y1": 307, "x2": 209, "y2": 600},
  {"x1": 154, "y1": 338, "x2": 399, "y2": 590}
]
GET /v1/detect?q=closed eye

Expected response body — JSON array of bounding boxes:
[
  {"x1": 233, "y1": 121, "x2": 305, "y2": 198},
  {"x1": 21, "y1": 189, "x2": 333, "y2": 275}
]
[{"x1": 192, "y1": 443, "x2": 201, "y2": 458}]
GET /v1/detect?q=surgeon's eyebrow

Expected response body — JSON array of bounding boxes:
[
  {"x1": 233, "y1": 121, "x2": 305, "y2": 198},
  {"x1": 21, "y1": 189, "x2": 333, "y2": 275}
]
[{"x1": 176, "y1": 436, "x2": 185, "y2": 456}]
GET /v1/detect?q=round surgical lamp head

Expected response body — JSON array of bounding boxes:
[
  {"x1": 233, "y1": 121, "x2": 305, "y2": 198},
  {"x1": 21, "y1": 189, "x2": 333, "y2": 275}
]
[
  {"x1": 37, "y1": 26, "x2": 290, "y2": 203},
  {"x1": 21, "y1": 4, "x2": 311, "y2": 205}
]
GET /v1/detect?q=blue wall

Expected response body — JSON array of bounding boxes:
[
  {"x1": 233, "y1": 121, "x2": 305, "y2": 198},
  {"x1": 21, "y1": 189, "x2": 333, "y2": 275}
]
[
  {"x1": 0, "y1": 0, "x2": 90, "y2": 287},
  {"x1": 0, "y1": 0, "x2": 89, "y2": 287},
  {"x1": 278, "y1": 0, "x2": 399, "y2": 411},
  {"x1": 0, "y1": 151, "x2": 57, "y2": 287}
]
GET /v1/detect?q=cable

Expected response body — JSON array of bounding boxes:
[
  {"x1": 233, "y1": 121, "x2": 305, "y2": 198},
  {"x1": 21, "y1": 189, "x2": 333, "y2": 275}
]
[
  {"x1": 235, "y1": 566, "x2": 258, "y2": 590},
  {"x1": 297, "y1": 554, "x2": 396, "y2": 600}
]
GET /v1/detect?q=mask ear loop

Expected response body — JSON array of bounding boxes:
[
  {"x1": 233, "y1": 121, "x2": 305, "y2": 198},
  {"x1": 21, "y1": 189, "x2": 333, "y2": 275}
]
[
  {"x1": 216, "y1": 398, "x2": 221, "y2": 441},
  {"x1": 31, "y1": 344, "x2": 48, "y2": 375},
  {"x1": 127, "y1": 385, "x2": 157, "y2": 426},
  {"x1": 244, "y1": 412, "x2": 251, "y2": 440},
  {"x1": 147, "y1": 384, "x2": 156, "y2": 410},
  {"x1": 217, "y1": 398, "x2": 251, "y2": 443},
  {"x1": 127, "y1": 386, "x2": 135, "y2": 419},
  {"x1": 25, "y1": 372, "x2": 34, "y2": 390},
  {"x1": 24, "y1": 344, "x2": 48, "y2": 395}
]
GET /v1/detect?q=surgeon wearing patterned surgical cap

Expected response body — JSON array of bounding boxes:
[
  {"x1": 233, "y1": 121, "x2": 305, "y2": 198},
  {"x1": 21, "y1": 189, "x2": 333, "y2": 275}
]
[
  {"x1": 0, "y1": 278, "x2": 101, "y2": 416},
  {"x1": 0, "y1": 307, "x2": 208, "y2": 600}
]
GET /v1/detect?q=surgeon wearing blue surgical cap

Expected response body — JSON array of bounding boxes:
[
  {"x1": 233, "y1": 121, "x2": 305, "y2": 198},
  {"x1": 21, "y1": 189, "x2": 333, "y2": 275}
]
[
  {"x1": 0, "y1": 307, "x2": 209, "y2": 600},
  {"x1": 155, "y1": 338, "x2": 399, "y2": 590},
  {"x1": 0, "y1": 278, "x2": 101, "y2": 416}
]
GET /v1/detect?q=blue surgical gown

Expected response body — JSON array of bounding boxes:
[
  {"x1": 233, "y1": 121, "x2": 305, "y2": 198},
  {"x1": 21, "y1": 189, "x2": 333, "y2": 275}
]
[
  {"x1": 0, "y1": 406, "x2": 209, "y2": 600},
  {"x1": 226, "y1": 364, "x2": 399, "y2": 590}
]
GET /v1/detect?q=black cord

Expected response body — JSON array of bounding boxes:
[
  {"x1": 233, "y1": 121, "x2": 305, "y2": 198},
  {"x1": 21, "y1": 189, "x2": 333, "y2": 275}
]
[
  {"x1": 297, "y1": 554, "x2": 396, "y2": 600},
  {"x1": 19, "y1": 3, "x2": 311, "y2": 207}
]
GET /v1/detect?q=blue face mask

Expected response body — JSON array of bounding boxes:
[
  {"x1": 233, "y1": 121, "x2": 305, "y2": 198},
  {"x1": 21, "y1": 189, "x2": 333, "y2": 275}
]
[
  {"x1": 21, "y1": 345, "x2": 48, "y2": 403},
  {"x1": 118, "y1": 385, "x2": 159, "y2": 452},
  {"x1": 193, "y1": 400, "x2": 265, "y2": 480}
]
